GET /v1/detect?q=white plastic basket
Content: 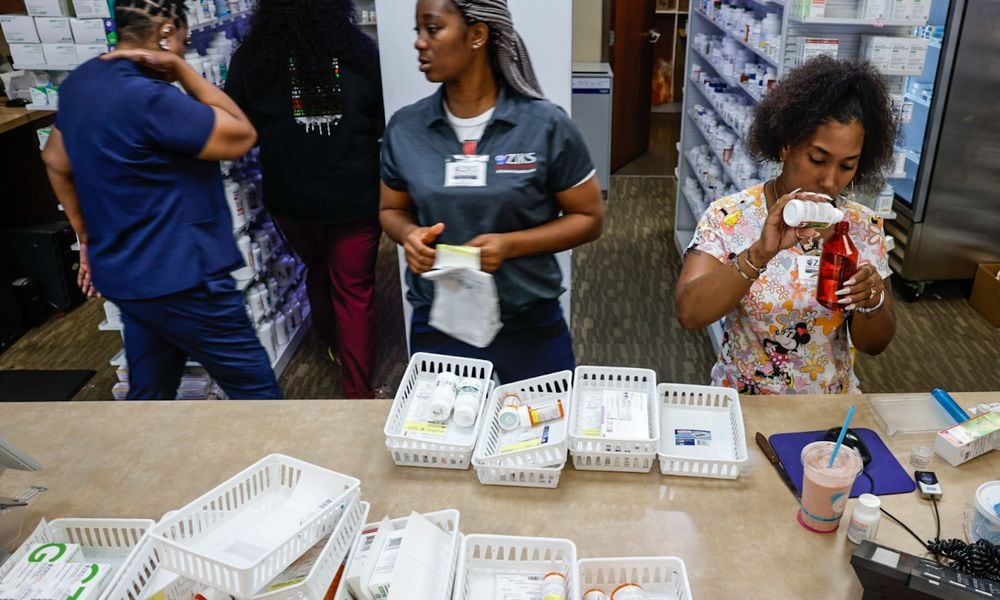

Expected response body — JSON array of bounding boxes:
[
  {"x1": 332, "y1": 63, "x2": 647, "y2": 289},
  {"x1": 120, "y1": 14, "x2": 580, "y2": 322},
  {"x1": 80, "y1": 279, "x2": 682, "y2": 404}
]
[
  {"x1": 384, "y1": 353, "x2": 494, "y2": 470},
  {"x1": 471, "y1": 462, "x2": 566, "y2": 489},
  {"x1": 569, "y1": 366, "x2": 660, "y2": 473},
  {"x1": 577, "y1": 556, "x2": 692, "y2": 600},
  {"x1": 471, "y1": 371, "x2": 572, "y2": 488},
  {"x1": 657, "y1": 383, "x2": 748, "y2": 479},
  {"x1": 148, "y1": 454, "x2": 361, "y2": 598},
  {"x1": 0, "y1": 517, "x2": 154, "y2": 587},
  {"x1": 473, "y1": 371, "x2": 572, "y2": 468},
  {"x1": 453, "y1": 534, "x2": 578, "y2": 600},
  {"x1": 334, "y1": 508, "x2": 462, "y2": 600}
]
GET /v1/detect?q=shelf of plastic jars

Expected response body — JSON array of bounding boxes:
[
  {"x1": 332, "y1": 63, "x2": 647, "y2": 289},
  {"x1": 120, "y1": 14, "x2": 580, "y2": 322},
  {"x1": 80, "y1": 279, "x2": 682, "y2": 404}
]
[{"x1": 694, "y1": 6, "x2": 781, "y2": 68}]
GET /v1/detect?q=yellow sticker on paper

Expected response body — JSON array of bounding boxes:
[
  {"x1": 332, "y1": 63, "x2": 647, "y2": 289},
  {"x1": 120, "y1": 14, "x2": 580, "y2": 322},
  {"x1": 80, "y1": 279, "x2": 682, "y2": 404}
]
[
  {"x1": 581, "y1": 428, "x2": 603, "y2": 437},
  {"x1": 404, "y1": 421, "x2": 447, "y2": 435},
  {"x1": 500, "y1": 437, "x2": 542, "y2": 453}
]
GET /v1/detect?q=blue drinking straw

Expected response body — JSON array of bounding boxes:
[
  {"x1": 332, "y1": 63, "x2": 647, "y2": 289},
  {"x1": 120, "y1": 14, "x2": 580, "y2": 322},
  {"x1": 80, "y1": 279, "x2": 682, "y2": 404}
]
[{"x1": 828, "y1": 404, "x2": 857, "y2": 468}]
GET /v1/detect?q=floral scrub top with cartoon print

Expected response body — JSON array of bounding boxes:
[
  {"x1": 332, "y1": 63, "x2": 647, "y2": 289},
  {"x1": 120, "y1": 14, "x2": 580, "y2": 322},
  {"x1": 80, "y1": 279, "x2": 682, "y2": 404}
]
[{"x1": 688, "y1": 183, "x2": 891, "y2": 394}]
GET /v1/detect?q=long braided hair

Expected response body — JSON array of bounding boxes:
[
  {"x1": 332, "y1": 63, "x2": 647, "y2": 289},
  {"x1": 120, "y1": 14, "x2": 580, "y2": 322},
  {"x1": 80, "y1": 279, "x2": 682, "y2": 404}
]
[
  {"x1": 114, "y1": 0, "x2": 188, "y2": 44},
  {"x1": 451, "y1": 0, "x2": 544, "y2": 100}
]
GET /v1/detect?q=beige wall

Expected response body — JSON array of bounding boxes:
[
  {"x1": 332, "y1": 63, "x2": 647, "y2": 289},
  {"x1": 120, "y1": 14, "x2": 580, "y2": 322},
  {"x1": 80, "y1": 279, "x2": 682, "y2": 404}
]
[{"x1": 572, "y1": 0, "x2": 603, "y2": 63}]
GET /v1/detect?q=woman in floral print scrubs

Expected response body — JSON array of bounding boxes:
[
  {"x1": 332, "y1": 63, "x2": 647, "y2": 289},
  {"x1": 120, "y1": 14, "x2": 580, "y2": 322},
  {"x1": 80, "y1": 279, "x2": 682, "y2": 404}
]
[{"x1": 675, "y1": 56, "x2": 899, "y2": 394}]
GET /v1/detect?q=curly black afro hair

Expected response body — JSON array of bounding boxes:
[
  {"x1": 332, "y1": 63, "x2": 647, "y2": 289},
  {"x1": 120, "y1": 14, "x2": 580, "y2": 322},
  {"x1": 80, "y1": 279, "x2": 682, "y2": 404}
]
[{"x1": 748, "y1": 55, "x2": 900, "y2": 195}]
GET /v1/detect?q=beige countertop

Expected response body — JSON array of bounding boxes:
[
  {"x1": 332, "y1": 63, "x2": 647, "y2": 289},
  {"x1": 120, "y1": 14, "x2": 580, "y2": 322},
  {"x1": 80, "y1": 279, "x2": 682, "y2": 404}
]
[
  {"x1": 0, "y1": 105, "x2": 53, "y2": 135},
  {"x1": 0, "y1": 393, "x2": 997, "y2": 599}
]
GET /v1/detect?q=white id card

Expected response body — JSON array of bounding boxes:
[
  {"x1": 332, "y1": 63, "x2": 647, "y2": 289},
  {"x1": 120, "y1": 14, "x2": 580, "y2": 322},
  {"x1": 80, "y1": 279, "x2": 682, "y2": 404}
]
[
  {"x1": 444, "y1": 155, "x2": 488, "y2": 187},
  {"x1": 797, "y1": 254, "x2": 821, "y2": 285}
]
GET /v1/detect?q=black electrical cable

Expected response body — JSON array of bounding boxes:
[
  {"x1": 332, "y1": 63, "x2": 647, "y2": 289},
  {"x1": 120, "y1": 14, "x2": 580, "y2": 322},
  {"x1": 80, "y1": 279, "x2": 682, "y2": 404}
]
[{"x1": 866, "y1": 468, "x2": 1000, "y2": 581}]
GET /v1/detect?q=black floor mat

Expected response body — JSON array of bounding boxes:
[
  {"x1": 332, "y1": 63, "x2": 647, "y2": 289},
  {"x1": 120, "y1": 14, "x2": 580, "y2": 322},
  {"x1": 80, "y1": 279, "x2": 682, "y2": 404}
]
[{"x1": 0, "y1": 369, "x2": 96, "y2": 401}]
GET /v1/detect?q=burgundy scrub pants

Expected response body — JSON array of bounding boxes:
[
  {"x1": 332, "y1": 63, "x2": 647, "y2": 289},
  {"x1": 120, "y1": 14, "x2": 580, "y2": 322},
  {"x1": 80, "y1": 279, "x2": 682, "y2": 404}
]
[{"x1": 274, "y1": 215, "x2": 381, "y2": 398}]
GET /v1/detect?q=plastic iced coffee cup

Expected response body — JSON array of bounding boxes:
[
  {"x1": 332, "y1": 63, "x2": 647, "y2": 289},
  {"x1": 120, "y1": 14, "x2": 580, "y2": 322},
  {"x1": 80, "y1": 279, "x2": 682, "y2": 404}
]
[{"x1": 798, "y1": 441, "x2": 863, "y2": 533}]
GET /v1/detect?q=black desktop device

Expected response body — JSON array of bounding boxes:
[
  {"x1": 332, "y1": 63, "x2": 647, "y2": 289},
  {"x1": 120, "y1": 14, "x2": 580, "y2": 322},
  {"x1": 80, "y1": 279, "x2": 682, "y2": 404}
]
[
  {"x1": 1, "y1": 221, "x2": 84, "y2": 311},
  {"x1": 852, "y1": 541, "x2": 999, "y2": 599}
]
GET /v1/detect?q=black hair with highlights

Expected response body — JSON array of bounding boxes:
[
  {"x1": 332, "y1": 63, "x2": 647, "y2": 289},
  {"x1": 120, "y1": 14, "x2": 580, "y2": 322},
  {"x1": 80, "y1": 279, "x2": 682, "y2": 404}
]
[
  {"x1": 748, "y1": 56, "x2": 900, "y2": 195},
  {"x1": 114, "y1": 0, "x2": 188, "y2": 45}
]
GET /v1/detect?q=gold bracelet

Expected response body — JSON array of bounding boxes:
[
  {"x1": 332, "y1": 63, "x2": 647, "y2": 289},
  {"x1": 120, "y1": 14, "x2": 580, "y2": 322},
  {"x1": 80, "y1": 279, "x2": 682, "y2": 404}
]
[{"x1": 742, "y1": 249, "x2": 765, "y2": 274}]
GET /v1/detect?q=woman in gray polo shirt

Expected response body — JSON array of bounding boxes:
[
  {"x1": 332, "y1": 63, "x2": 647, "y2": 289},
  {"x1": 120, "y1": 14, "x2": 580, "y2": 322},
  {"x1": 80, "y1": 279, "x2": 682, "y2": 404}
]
[{"x1": 380, "y1": 0, "x2": 604, "y2": 383}]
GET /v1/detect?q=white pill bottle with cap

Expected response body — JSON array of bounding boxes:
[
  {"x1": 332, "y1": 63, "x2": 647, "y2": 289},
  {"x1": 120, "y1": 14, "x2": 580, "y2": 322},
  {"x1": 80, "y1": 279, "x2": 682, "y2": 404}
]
[
  {"x1": 847, "y1": 493, "x2": 881, "y2": 544},
  {"x1": 452, "y1": 377, "x2": 483, "y2": 428},
  {"x1": 427, "y1": 371, "x2": 459, "y2": 422},
  {"x1": 583, "y1": 590, "x2": 608, "y2": 600},
  {"x1": 541, "y1": 572, "x2": 566, "y2": 600},
  {"x1": 610, "y1": 583, "x2": 646, "y2": 599},
  {"x1": 783, "y1": 198, "x2": 845, "y2": 229}
]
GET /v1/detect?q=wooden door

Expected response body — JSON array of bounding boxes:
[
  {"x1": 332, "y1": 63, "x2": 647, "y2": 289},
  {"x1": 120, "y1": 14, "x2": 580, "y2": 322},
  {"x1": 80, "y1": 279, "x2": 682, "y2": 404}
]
[{"x1": 609, "y1": 0, "x2": 656, "y2": 171}]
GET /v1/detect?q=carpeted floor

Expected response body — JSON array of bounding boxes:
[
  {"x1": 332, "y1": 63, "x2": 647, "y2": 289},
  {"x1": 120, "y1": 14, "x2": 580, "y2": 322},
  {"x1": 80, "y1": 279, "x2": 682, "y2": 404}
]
[{"x1": 2, "y1": 176, "x2": 998, "y2": 398}]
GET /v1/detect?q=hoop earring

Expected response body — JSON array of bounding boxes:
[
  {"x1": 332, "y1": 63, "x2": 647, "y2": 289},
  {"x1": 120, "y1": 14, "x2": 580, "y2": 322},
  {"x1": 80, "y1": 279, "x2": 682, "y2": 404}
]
[{"x1": 159, "y1": 37, "x2": 170, "y2": 51}]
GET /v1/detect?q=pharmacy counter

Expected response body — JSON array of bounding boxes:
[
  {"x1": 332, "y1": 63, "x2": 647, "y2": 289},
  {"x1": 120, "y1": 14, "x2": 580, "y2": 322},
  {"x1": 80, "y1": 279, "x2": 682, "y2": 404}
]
[
  {"x1": 0, "y1": 393, "x2": 996, "y2": 599},
  {"x1": 0, "y1": 105, "x2": 53, "y2": 135}
]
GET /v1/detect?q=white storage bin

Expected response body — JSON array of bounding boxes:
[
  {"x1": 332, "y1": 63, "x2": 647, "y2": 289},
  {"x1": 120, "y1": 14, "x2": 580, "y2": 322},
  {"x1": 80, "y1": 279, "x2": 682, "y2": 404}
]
[
  {"x1": 472, "y1": 371, "x2": 572, "y2": 488},
  {"x1": 453, "y1": 534, "x2": 578, "y2": 600},
  {"x1": 657, "y1": 383, "x2": 748, "y2": 479},
  {"x1": 471, "y1": 461, "x2": 565, "y2": 489},
  {"x1": 577, "y1": 556, "x2": 692, "y2": 600},
  {"x1": 0, "y1": 517, "x2": 153, "y2": 584},
  {"x1": 334, "y1": 508, "x2": 461, "y2": 600},
  {"x1": 384, "y1": 353, "x2": 494, "y2": 470},
  {"x1": 569, "y1": 366, "x2": 660, "y2": 473},
  {"x1": 148, "y1": 454, "x2": 361, "y2": 598}
]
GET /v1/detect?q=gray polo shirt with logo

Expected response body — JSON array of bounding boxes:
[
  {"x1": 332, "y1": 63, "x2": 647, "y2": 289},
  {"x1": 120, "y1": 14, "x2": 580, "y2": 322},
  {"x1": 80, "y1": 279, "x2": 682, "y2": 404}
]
[{"x1": 381, "y1": 84, "x2": 595, "y2": 320}]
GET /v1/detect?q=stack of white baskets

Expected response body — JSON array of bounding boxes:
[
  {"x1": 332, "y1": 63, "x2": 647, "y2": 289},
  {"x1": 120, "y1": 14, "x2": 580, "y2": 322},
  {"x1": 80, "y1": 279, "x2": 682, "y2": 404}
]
[{"x1": 0, "y1": 454, "x2": 366, "y2": 600}]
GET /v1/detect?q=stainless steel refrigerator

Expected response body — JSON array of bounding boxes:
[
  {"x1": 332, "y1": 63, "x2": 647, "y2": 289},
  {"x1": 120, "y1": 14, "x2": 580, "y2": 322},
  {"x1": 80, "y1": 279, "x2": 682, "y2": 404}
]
[{"x1": 885, "y1": 0, "x2": 1000, "y2": 298}]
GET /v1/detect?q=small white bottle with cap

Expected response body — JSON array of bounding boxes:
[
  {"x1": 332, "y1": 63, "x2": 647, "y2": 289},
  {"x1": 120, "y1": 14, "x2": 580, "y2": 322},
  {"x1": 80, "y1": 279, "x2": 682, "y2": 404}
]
[
  {"x1": 541, "y1": 572, "x2": 566, "y2": 600},
  {"x1": 452, "y1": 377, "x2": 483, "y2": 428},
  {"x1": 847, "y1": 493, "x2": 882, "y2": 544},
  {"x1": 427, "y1": 372, "x2": 459, "y2": 422},
  {"x1": 783, "y1": 197, "x2": 845, "y2": 228}
]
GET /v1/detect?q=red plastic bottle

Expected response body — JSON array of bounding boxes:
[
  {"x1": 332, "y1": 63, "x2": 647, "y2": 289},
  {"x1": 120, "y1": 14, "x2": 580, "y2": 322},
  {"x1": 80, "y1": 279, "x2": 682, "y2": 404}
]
[{"x1": 817, "y1": 221, "x2": 859, "y2": 311}]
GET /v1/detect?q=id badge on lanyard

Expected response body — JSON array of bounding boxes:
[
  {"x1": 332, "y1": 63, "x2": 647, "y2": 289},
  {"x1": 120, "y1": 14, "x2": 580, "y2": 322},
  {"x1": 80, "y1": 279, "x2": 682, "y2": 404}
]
[
  {"x1": 797, "y1": 254, "x2": 821, "y2": 285},
  {"x1": 444, "y1": 140, "x2": 488, "y2": 187}
]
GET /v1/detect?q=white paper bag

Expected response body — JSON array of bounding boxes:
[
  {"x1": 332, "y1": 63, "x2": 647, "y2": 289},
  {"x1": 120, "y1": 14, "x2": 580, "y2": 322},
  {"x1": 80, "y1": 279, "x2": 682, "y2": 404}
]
[{"x1": 422, "y1": 267, "x2": 501, "y2": 348}]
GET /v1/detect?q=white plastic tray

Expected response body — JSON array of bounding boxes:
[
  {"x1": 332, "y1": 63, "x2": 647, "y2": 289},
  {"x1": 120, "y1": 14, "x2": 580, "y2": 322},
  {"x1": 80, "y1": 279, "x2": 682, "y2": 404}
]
[
  {"x1": 384, "y1": 353, "x2": 494, "y2": 470},
  {"x1": 473, "y1": 371, "x2": 573, "y2": 469},
  {"x1": 577, "y1": 556, "x2": 692, "y2": 600},
  {"x1": 453, "y1": 534, "x2": 578, "y2": 600},
  {"x1": 472, "y1": 461, "x2": 566, "y2": 489},
  {"x1": 148, "y1": 454, "x2": 361, "y2": 598},
  {"x1": 657, "y1": 383, "x2": 748, "y2": 479},
  {"x1": 569, "y1": 366, "x2": 660, "y2": 473},
  {"x1": 334, "y1": 508, "x2": 461, "y2": 600},
  {"x1": 0, "y1": 517, "x2": 154, "y2": 588}
]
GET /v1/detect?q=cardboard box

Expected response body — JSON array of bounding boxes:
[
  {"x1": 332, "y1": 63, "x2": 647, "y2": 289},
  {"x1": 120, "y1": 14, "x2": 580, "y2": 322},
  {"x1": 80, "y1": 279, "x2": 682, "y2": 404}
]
[
  {"x1": 800, "y1": 37, "x2": 839, "y2": 64},
  {"x1": 34, "y1": 17, "x2": 73, "y2": 43},
  {"x1": 795, "y1": 0, "x2": 826, "y2": 18},
  {"x1": 69, "y1": 18, "x2": 106, "y2": 43},
  {"x1": 75, "y1": 43, "x2": 106, "y2": 61},
  {"x1": 858, "y1": 0, "x2": 887, "y2": 20},
  {"x1": 42, "y1": 43, "x2": 78, "y2": 65},
  {"x1": 71, "y1": 0, "x2": 111, "y2": 18},
  {"x1": 24, "y1": 0, "x2": 71, "y2": 17},
  {"x1": 8, "y1": 43, "x2": 46, "y2": 67},
  {"x1": 935, "y1": 411, "x2": 1000, "y2": 467},
  {"x1": 970, "y1": 263, "x2": 1000, "y2": 326},
  {"x1": 908, "y1": 37, "x2": 928, "y2": 74},
  {"x1": 0, "y1": 16, "x2": 40, "y2": 43}
]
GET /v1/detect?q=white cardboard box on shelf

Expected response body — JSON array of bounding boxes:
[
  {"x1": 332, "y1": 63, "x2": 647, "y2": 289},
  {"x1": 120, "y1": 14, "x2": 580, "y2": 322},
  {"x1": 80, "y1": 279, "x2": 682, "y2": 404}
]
[
  {"x1": 799, "y1": 38, "x2": 839, "y2": 64},
  {"x1": 908, "y1": 38, "x2": 928, "y2": 74},
  {"x1": 75, "y1": 44, "x2": 106, "y2": 61},
  {"x1": 24, "y1": 0, "x2": 71, "y2": 17},
  {"x1": 9, "y1": 43, "x2": 46, "y2": 66},
  {"x1": 0, "y1": 16, "x2": 40, "y2": 43},
  {"x1": 34, "y1": 17, "x2": 73, "y2": 43},
  {"x1": 69, "y1": 18, "x2": 107, "y2": 43},
  {"x1": 42, "y1": 43, "x2": 78, "y2": 65},
  {"x1": 857, "y1": 0, "x2": 887, "y2": 20},
  {"x1": 70, "y1": 0, "x2": 111, "y2": 18}
]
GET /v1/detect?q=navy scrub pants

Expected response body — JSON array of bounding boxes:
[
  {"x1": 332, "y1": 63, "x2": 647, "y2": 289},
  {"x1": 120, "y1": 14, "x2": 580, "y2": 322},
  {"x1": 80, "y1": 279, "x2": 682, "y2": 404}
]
[
  {"x1": 112, "y1": 275, "x2": 283, "y2": 400},
  {"x1": 409, "y1": 300, "x2": 575, "y2": 384}
]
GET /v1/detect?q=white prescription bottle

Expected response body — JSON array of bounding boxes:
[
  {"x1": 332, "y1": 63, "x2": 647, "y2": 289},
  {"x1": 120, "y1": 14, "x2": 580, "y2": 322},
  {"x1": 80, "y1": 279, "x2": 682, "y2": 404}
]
[
  {"x1": 583, "y1": 590, "x2": 608, "y2": 600},
  {"x1": 611, "y1": 583, "x2": 646, "y2": 599},
  {"x1": 428, "y1": 372, "x2": 459, "y2": 422},
  {"x1": 497, "y1": 393, "x2": 524, "y2": 431},
  {"x1": 847, "y1": 493, "x2": 882, "y2": 544},
  {"x1": 783, "y1": 198, "x2": 845, "y2": 228},
  {"x1": 542, "y1": 572, "x2": 566, "y2": 600},
  {"x1": 452, "y1": 377, "x2": 483, "y2": 428}
]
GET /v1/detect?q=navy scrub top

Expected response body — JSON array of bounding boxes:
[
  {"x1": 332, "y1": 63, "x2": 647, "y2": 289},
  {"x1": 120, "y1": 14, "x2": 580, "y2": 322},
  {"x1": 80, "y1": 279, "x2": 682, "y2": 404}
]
[
  {"x1": 381, "y1": 84, "x2": 595, "y2": 321},
  {"x1": 56, "y1": 58, "x2": 242, "y2": 300}
]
